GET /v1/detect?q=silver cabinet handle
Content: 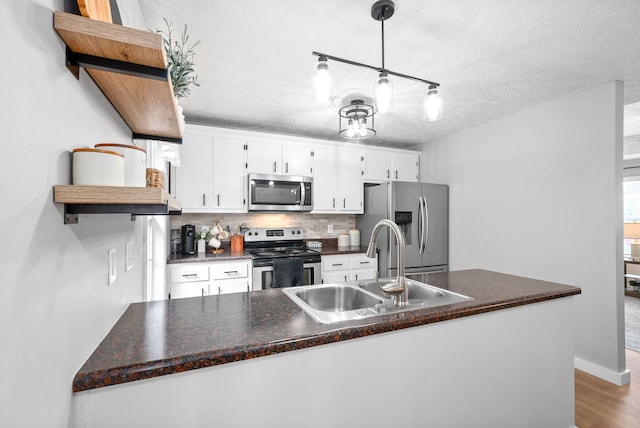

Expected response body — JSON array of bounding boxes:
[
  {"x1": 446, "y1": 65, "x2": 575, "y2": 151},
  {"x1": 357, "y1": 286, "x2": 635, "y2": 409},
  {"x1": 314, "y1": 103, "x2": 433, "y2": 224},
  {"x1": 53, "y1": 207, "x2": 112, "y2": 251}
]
[
  {"x1": 273, "y1": 161, "x2": 277, "y2": 173},
  {"x1": 344, "y1": 275, "x2": 347, "y2": 282},
  {"x1": 182, "y1": 273, "x2": 198, "y2": 278},
  {"x1": 224, "y1": 270, "x2": 239, "y2": 275},
  {"x1": 360, "y1": 261, "x2": 370, "y2": 265},
  {"x1": 343, "y1": 198, "x2": 346, "y2": 208},
  {"x1": 218, "y1": 287, "x2": 221, "y2": 295},
  {"x1": 395, "y1": 170, "x2": 398, "y2": 179},
  {"x1": 332, "y1": 198, "x2": 335, "y2": 208},
  {"x1": 387, "y1": 169, "x2": 390, "y2": 179},
  {"x1": 285, "y1": 162, "x2": 289, "y2": 173},
  {"x1": 202, "y1": 194, "x2": 206, "y2": 206},
  {"x1": 217, "y1": 194, "x2": 220, "y2": 206},
  {"x1": 202, "y1": 288, "x2": 205, "y2": 297},
  {"x1": 332, "y1": 263, "x2": 343, "y2": 267},
  {"x1": 247, "y1": 282, "x2": 250, "y2": 292}
]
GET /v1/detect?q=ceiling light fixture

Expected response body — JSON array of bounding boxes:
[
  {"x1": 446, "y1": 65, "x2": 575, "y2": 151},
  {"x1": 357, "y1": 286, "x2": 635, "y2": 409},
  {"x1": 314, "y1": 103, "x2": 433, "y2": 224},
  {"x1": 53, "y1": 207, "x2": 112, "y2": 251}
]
[
  {"x1": 338, "y1": 99, "x2": 376, "y2": 140},
  {"x1": 313, "y1": 0, "x2": 442, "y2": 139}
]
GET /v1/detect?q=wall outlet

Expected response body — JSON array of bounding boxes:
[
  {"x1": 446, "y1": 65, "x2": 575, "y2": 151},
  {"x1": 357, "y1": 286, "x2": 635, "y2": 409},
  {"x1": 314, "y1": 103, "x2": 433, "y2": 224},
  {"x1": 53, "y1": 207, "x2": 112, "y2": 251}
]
[
  {"x1": 108, "y1": 248, "x2": 116, "y2": 285},
  {"x1": 327, "y1": 224, "x2": 334, "y2": 233},
  {"x1": 125, "y1": 241, "x2": 134, "y2": 272}
]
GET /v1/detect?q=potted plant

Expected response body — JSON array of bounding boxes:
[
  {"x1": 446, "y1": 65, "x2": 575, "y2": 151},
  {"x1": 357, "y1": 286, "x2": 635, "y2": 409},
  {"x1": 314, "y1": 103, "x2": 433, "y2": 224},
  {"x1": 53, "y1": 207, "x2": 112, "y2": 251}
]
[{"x1": 156, "y1": 18, "x2": 200, "y2": 128}]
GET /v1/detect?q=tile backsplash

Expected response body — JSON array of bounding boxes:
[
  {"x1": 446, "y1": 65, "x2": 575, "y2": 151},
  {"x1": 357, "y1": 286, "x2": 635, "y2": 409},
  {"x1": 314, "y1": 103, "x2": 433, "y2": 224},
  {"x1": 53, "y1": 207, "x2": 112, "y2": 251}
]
[{"x1": 171, "y1": 213, "x2": 356, "y2": 239}]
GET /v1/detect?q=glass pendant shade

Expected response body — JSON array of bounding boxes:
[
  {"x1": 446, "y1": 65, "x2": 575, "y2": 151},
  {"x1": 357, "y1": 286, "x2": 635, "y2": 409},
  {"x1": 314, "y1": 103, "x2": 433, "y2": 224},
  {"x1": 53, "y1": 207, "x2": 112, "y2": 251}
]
[
  {"x1": 423, "y1": 85, "x2": 443, "y2": 121},
  {"x1": 375, "y1": 72, "x2": 393, "y2": 114},
  {"x1": 313, "y1": 57, "x2": 331, "y2": 103}
]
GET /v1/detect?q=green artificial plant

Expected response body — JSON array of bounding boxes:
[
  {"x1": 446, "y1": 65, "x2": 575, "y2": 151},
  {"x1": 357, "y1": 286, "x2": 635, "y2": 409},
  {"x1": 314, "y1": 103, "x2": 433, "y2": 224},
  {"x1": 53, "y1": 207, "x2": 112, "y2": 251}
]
[{"x1": 156, "y1": 18, "x2": 201, "y2": 100}]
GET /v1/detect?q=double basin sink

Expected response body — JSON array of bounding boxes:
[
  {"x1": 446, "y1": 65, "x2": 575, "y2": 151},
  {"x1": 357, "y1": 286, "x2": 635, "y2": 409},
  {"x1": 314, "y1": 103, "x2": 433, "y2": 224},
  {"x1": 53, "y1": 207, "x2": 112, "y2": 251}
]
[{"x1": 282, "y1": 277, "x2": 472, "y2": 324}]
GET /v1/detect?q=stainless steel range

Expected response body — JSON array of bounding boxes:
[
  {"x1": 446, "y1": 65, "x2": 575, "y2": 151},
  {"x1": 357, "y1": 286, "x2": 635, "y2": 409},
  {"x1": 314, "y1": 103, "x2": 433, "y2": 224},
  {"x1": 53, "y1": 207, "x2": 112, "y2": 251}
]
[{"x1": 244, "y1": 227, "x2": 321, "y2": 289}]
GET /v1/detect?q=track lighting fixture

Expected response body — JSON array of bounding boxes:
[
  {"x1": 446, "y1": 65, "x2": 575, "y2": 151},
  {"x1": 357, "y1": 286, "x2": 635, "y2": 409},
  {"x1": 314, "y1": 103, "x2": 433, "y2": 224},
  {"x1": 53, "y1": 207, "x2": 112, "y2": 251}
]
[{"x1": 312, "y1": 0, "x2": 442, "y2": 139}]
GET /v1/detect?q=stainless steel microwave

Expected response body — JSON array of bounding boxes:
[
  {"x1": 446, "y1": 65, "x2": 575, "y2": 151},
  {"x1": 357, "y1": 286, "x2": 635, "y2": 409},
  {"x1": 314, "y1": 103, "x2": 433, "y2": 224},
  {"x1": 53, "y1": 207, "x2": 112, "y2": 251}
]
[{"x1": 248, "y1": 173, "x2": 313, "y2": 212}]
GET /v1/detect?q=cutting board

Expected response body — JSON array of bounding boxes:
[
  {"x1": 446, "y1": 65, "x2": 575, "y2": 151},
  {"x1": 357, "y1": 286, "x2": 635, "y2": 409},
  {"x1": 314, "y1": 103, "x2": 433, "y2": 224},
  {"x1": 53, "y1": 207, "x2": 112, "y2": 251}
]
[{"x1": 77, "y1": 0, "x2": 112, "y2": 23}]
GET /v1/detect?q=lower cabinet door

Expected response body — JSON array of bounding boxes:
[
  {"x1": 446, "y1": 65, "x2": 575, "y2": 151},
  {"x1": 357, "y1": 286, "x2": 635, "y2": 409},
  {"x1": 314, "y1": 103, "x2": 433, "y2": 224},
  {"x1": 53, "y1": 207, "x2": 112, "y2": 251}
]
[
  {"x1": 323, "y1": 270, "x2": 350, "y2": 284},
  {"x1": 169, "y1": 282, "x2": 208, "y2": 299},
  {"x1": 214, "y1": 278, "x2": 251, "y2": 295},
  {"x1": 349, "y1": 269, "x2": 376, "y2": 282}
]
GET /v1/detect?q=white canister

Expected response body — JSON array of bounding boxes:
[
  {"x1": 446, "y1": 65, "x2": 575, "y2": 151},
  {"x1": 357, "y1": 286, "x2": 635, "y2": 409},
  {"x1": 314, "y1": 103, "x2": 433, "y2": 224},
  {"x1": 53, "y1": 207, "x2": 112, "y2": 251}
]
[
  {"x1": 72, "y1": 148, "x2": 125, "y2": 186},
  {"x1": 338, "y1": 234, "x2": 350, "y2": 247},
  {"x1": 95, "y1": 143, "x2": 147, "y2": 187},
  {"x1": 349, "y1": 229, "x2": 360, "y2": 247}
]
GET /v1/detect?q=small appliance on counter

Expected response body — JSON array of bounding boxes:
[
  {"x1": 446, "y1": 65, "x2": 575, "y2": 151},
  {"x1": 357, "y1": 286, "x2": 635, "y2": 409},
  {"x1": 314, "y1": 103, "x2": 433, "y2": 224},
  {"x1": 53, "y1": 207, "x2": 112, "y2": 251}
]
[
  {"x1": 181, "y1": 224, "x2": 196, "y2": 255},
  {"x1": 170, "y1": 229, "x2": 181, "y2": 254}
]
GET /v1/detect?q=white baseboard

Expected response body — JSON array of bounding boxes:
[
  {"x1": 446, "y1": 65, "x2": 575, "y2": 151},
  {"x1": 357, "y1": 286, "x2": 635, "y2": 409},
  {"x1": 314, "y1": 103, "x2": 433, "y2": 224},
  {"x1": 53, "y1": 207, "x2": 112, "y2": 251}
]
[{"x1": 574, "y1": 357, "x2": 631, "y2": 386}]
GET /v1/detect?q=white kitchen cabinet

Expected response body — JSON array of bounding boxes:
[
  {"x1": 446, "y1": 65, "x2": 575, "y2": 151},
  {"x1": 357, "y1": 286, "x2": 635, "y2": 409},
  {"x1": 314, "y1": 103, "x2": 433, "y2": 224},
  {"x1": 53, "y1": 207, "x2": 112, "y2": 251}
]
[
  {"x1": 167, "y1": 263, "x2": 210, "y2": 299},
  {"x1": 348, "y1": 253, "x2": 377, "y2": 281},
  {"x1": 321, "y1": 253, "x2": 377, "y2": 283},
  {"x1": 310, "y1": 144, "x2": 338, "y2": 212},
  {"x1": 175, "y1": 125, "x2": 247, "y2": 213},
  {"x1": 212, "y1": 137, "x2": 247, "y2": 211},
  {"x1": 337, "y1": 146, "x2": 363, "y2": 213},
  {"x1": 175, "y1": 129, "x2": 212, "y2": 211},
  {"x1": 391, "y1": 152, "x2": 420, "y2": 182},
  {"x1": 362, "y1": 148, "x2": 420, "y2": 182},
  {"x1": 246, "y1": 138, "x2": 313, "y2": 176},
  {"x1": 167, "y1": 259, "x2": 252, "y2": 298},
  {"x1": 210, "y1": 260, "x2": 252, "y2": 295},
  {"x1": 311, "y1": 144, "x2": 362, "y2": 214}
]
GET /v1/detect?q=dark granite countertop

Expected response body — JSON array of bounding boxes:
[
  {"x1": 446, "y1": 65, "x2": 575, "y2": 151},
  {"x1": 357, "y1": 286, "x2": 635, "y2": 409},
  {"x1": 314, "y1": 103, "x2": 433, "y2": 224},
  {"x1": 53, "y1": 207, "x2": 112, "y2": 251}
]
[
  {"x1": 167, "y1": 247, "x2": 252, "y2": 264},
  {"x1": 320, "y1": 245, "x2": 368, "y2": 255},
  {"x1": 72, "y1": 269, "x2": 580, "y2": 392}
]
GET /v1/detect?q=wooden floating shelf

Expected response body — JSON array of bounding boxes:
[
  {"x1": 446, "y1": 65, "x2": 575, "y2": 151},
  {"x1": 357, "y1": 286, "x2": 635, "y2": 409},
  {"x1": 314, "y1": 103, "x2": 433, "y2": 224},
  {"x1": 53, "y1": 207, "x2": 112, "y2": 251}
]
[
  {"x1": 54, "y1": 185, "x2": 182, "y2": 224},
  {"x1": 53, "y1": 11, "x2": 182, "y2": 143}
]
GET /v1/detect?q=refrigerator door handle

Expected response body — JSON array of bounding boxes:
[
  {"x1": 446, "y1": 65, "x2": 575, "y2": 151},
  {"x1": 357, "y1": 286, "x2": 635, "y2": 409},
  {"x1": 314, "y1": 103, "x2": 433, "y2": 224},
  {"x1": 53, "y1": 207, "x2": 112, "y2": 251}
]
[
  {"x1": 423, "y1": 195, "x2": 430, "y2": 255},
  {"x1": 418, "y1": 196, "x2": 425, "y2": 254}
]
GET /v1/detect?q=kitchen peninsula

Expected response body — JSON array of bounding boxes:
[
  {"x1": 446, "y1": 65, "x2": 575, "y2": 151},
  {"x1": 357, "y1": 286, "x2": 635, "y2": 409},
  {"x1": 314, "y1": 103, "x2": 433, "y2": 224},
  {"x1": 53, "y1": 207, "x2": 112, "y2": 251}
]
[{"x1": 73, "y1": 269, "x2": 580, "y2": 427}]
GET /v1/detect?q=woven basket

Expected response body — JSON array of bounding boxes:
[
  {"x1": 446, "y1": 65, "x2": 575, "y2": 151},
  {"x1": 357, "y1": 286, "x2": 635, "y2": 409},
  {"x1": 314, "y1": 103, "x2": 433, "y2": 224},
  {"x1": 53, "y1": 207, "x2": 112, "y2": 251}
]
[{"x1": 146, "y1": 168, "x2": 165, "y2": 188}]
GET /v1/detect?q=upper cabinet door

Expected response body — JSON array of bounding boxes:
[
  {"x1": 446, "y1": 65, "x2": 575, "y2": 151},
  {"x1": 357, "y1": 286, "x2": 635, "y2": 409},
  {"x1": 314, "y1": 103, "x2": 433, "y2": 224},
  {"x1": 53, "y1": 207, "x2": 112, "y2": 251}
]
[
  {"x1": 175, "y1": 129, "x2": 212, "y2": 212},
  {"x1": 212, "y1": 136, "x2": 246, "y2": 212},
  {"x1": 282, "y1": 141, "x2": 314, "y2": 176},
  {"x1": 311, "y1": 144, "x2": 338, "y2": 212},
  {"x1": 363, "y1": 149, "x2": 391, "y2": 181},
  {"x1": 246, "y1": 139, "x2": 282, "y2": 174},
  {"x1": 337, "y1": 146, "x2": 363, "y2": 213},
  {"x1": 392, "y1": 153, "x2": 420, "y2": 182}
]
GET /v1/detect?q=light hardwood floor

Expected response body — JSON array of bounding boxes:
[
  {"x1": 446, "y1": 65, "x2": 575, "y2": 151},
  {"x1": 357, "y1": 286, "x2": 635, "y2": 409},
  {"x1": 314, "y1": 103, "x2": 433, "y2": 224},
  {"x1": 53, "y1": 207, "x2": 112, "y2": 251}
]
[{"x1": 575, "y1": 349, "x2": 640, "y2": 427}]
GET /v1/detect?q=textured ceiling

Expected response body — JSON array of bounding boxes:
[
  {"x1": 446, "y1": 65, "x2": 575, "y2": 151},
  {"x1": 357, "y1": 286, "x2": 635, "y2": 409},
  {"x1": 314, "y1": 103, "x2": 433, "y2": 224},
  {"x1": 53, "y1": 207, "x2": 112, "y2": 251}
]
[{"x1": 138, "y1": 0, "x2": 640, "y2": 149}]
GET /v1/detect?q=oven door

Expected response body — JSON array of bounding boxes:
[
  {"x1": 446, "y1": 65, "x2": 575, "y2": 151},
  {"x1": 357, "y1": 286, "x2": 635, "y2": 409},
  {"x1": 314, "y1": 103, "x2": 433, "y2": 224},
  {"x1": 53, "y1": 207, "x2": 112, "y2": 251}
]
[{"x1": 253, "y1": 261, "x2": 321, "y2": 289}]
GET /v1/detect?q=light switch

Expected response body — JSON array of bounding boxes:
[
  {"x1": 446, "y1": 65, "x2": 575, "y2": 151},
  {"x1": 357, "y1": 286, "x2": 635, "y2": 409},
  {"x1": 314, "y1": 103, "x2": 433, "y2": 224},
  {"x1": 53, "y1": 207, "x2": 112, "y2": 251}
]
[
  {"x1": 125, "y1": 241, "x2": 134, "y2": 272},
  {"x1": 108, "y1": 248, "x2": 116, "y2": 285}
]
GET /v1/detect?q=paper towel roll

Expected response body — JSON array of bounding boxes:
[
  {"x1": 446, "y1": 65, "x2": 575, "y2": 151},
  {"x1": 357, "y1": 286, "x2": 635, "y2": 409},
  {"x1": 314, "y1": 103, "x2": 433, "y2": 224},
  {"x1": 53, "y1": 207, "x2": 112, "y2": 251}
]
[{"x1": 349, "y1": 229, "x2": 360, "y2": 246}]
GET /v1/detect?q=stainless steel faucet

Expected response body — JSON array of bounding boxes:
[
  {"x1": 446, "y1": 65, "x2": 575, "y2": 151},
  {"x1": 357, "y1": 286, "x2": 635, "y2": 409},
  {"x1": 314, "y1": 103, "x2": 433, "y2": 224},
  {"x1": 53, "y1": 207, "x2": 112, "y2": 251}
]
[{"x1": 366, "y1": 219, "x2": 408, "y2": 306}]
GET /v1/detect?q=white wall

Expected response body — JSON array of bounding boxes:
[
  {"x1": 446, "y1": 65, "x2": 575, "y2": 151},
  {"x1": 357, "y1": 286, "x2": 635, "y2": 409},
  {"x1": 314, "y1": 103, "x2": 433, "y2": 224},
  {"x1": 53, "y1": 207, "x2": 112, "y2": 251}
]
[
  {"x1": 0, "y1": 1, "x2": 149, "y2": 426},
  {"x1": 421, "y1": 81, "x2": 626, "y2": 384}
]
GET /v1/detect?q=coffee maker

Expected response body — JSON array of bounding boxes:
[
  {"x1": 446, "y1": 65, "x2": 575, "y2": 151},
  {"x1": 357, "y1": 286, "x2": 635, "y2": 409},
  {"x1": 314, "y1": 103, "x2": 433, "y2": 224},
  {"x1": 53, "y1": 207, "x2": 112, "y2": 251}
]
[{"x1": 181, "y1": 224, "x2": 196, "y2": 255}]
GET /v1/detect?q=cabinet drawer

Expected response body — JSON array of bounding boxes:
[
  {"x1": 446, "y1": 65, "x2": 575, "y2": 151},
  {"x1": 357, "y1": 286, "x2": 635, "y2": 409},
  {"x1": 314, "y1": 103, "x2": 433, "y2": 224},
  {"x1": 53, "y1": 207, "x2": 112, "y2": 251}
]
[
  {"x1": 169, "y1": 264, "x2": 210, "y2": 283},
  {"x1": 322, "y1": 255, "x2": 350, "y2": 271},
  {"x1": 350, "y1": 254, "x2": 375, "y2": 269},
  {"x1": 323, "y1": 270, "x2": 350, "y2": 284},
  {"x1": 210, "y1": 261, "x2": 249, "y2": 280}
]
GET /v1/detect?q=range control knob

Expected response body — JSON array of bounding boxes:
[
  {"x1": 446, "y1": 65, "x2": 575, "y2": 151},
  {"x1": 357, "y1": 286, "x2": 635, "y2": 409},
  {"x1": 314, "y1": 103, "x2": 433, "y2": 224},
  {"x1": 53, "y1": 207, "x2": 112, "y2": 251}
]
[
  {"x1": 296, "y1": 230, "x2": 301, "y2": 235},
  {"x1": 247, "y1": 232, "x2": 253, "y2": 236},
  {"x1": 291, "y1": 230, "x2": 295, "y2": 235}
]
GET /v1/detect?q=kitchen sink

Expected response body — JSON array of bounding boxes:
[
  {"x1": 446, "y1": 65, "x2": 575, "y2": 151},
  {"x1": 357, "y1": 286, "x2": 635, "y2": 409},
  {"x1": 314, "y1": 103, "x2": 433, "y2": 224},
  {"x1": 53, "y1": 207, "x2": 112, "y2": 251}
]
[
  {"x1": 282, "y1": 284, "x2": 385, "y2": 324},
  {"x1": 282, "y1": 279, "x2": 472, "y2": 324},
  {"x1": 358, "y1": 277, "x2": 471, "y2": 304}
]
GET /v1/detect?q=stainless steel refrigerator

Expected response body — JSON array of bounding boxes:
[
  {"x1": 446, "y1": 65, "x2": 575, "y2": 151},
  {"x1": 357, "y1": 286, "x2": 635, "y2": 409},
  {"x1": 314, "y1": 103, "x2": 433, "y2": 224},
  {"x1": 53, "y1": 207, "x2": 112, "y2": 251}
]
[{"x1": 356, "y1": 182, "x2": 448, "y2": 277}]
